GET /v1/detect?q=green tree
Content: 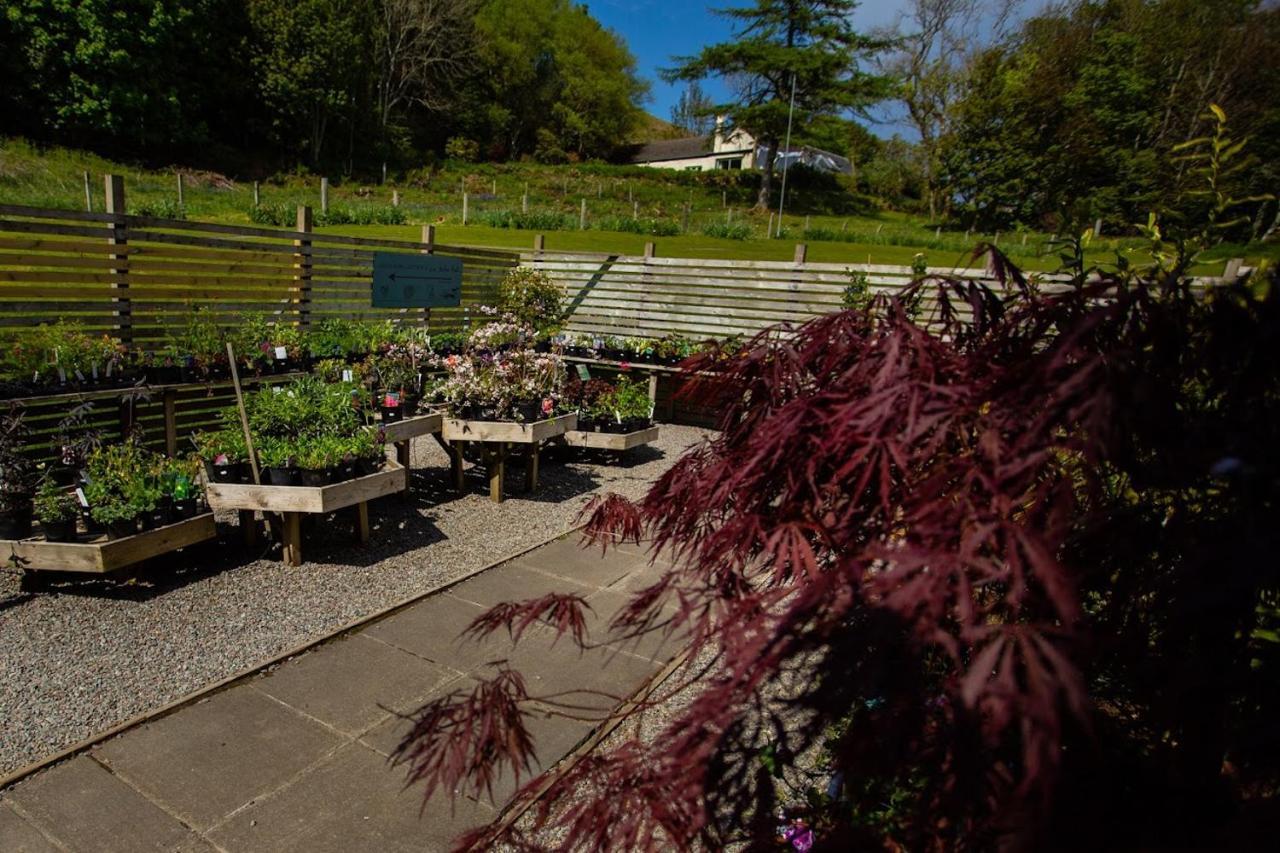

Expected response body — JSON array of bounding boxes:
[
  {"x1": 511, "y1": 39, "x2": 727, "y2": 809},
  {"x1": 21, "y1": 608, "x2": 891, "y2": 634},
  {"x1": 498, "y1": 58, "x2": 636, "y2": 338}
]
[
  {"x1": 670, "y1": 81, "x2": 715, "y2": 135},
  {"x1": 247, "y1": 0, "x2": 376, "y2": 167},
  {"x1": 663, "y1": 0, "x2": 891, "y2": 209}
]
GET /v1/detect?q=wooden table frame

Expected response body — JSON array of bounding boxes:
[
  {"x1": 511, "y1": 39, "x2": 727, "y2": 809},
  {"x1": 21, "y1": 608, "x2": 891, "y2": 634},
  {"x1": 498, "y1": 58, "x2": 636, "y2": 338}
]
[
  {"x1": 561, "y1": 424, "x2": 660, "y2": 451},
  {"x1": 3, "y1": 513, "x2": 217, "y2": 589},
  {"x1": 440, "y1": 414, "x2": 576, "y2": 503},
  {"x1": 376, "y1": 412, "x2": 443, "y2": 497},
  {"x1": 205, "y1": 461, "x2": 407, "y2": 566}
]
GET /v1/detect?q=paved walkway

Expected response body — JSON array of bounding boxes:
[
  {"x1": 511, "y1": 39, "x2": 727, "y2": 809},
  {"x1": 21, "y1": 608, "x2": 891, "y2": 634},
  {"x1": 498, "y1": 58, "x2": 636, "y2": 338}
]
[{"x1": 0, "y1": 534, "x2": 677, "y2": 852}]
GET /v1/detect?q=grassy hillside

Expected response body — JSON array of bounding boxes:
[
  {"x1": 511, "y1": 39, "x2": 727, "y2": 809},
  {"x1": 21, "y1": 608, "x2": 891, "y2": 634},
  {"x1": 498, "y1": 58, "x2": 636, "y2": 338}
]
[{"x1": 0, "y1": 138, "x2": 1267, "y2": 274}]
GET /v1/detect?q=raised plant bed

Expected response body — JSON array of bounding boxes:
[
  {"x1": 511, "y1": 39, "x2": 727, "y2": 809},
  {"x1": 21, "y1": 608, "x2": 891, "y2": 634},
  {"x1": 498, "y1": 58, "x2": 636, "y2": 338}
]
[
  {"x1": 205, "y1": 460, "x2": 407, "y2": 566},
  {"x1": 3, "y1": 513, "x2": 216, "y2": 586},
  {"x1": 562, "y1": 424, "x2": 660, "y2": 451},
  {"x1": 374, "y1": 411, "x2": 443, "y2": 497},
  {"x1": 440, "y1": 414, "x2": 577, "y2": 503}
]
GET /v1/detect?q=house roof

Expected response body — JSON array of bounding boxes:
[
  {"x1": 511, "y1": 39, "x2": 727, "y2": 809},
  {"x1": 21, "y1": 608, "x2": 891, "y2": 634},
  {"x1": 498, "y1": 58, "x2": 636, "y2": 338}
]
[{"x1": 622, "y1": 135, "x2": 752, "y2": 164}]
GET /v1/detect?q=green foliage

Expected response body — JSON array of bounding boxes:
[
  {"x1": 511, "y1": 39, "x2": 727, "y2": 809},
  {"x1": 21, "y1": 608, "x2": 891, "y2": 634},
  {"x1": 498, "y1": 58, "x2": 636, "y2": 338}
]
[
  {"x1": 445, "y1": 137, "x2": 480, "y2": 162},
  {"x1": 33, "y1": 478, "x2": 77, "y2": 523},
  {"x1": 475, "y1": 210, "x2": 577, "y2": 231},
  {"x1": 592, "y1": 216, "x2": 682, "y2": 237},
  {"x1": 498, "y1": 267, "x2": 564, "y2": 332},
  {"x1": 702, "y1": 222, "x2": 752, "y2": 241},
  {"x1": 842, "y1": 271, "x2": 871, "y2": 310},
  {"x1": 663, "y1": 0, "x2": 891, "y2": 206},
  {"x1": 132, "y1": 199, "x2": 186, "y2": 220},
  {"x1": 1172, "y1": 104, "x2": 1275, "y2": 247}
]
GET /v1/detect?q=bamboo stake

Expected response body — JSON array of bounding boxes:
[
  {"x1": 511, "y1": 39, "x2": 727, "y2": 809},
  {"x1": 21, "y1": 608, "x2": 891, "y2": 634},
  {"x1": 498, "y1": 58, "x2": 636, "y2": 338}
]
[{"x1": 226, "y1": 343, "x2": 261, "y2": 485}]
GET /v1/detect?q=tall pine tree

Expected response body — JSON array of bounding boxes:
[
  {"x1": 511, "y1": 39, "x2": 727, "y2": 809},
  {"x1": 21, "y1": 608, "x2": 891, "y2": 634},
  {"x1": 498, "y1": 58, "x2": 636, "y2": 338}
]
[{"x1": 664, "y1": 1, "x2": 891, "y2": 208}]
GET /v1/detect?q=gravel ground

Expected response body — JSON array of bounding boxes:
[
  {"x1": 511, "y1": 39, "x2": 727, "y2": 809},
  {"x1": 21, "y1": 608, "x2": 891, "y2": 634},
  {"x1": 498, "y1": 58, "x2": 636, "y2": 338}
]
[{"x1": 0, "y1": 425, "x2": 708, "y2": 778}]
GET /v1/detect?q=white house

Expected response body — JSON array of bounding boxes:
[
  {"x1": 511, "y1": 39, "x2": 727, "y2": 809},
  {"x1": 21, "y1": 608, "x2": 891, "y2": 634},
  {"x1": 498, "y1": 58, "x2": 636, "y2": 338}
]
[{"x1": 625, "y1": 119, "x2": 852, "y2": 175}]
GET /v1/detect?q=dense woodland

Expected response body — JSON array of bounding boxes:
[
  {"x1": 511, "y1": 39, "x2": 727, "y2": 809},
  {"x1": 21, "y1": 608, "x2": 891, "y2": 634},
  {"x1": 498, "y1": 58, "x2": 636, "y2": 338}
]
[{"x1": 1, "y1": 0, "x2": 1277, "y2": 238}]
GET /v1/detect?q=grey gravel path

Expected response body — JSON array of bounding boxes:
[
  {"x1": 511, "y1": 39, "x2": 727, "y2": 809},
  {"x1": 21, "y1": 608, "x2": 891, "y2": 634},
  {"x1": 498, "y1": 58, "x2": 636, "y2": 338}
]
[{"x1": 0, "y1": 426, "x2": 707, "y2": 778}]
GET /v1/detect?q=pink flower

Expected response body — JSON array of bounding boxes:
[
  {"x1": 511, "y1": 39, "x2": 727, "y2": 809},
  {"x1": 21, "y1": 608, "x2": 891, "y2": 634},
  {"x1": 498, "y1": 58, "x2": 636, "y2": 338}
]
[
  {"x1": 782, "y1": 822, "x2": 814, "y2": 852},
  {"x1": 541, "y1": 398, "x2": 554, "y2": 415},
  {"x1": 619, "y1": 361, "x2": 631, "y2": 371}
]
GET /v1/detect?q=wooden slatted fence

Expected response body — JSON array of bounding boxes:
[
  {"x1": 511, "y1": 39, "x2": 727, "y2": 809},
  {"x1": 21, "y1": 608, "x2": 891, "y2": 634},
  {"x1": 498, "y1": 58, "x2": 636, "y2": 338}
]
[{"x1": 0, "y1": 190, "x2": 518, "y2": 456}]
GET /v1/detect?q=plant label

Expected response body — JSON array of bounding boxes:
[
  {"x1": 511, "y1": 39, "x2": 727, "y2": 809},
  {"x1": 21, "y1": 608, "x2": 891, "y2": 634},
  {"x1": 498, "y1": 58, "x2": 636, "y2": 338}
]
[
  {"x1": 74, "y1": 369, "x2": 85, "y2": 382},
  {"x1": 274, "y1": 346, "x2": 288, "y2": 360},
  {"x1": 75, "y1": 488, "x2": 89, "y2": 507},
  {"x1": 576, "y1": 364, "x2": 591, "y2": 381},
  {"x1": 342, "y1": 369, "x2": 354, "y2": 382}
]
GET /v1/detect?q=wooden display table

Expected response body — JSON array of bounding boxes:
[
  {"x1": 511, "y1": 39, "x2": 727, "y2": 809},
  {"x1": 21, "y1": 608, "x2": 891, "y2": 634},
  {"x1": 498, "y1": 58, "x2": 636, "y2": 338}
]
[
  {"x1": 561, "y1": 424, "x2": 660, "y2": 451},
  {"x1": 376, "y1": 412, "x2": 443, "y2": 496},
  {"x1": 441, "y1": 414, "x2": 576, "y2": 503},
  {"x1": 205, "y1": 461, "x2": 407, "y2": 566},
  {"x1": 4, "y1": 513, "x2": 216, "y2": 589}
]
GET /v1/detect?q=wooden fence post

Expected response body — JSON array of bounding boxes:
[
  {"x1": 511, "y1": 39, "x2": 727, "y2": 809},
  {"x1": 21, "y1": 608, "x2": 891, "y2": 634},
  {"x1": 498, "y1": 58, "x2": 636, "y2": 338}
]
[
  {"x1": 253, "y1": 181, "x2": 260, "y2": 207},
  {"x1": 462, "y1": 192, "x2": 469, "y2": 225},
  {"x1": 579, "y1": 198, "x2": 587, "y2": 230},
  {"x1": 320, "y1": 177, "x2": 329, "y2": 214},
  {"x1": 295, "y1": 206, "x2": 313, "y2": 329},
  {"x1": 392, "y1": 190, "x2": 400, "y2": 207},
  {"x1": 421, "y1": 224, "x2": 435, "y2": 332},
  {"x1": 104, "y1": 175, "x2": 131, "y2": 348},
  {"x1": 768, "y1": 212, "x2": 775, "y2": 237},
  {"x1": 793, "y1": 243, "x2": 807, "y2": 265},
  {"x1": 176, "y1": 172, "x2": 184, "y2": 208},
  {"x1": 83, "y1": 171, "x2": 92, "y2": 212},
  {"x1": 522, "y1": 183, "x2": 529, "y2": 213},
  {"x1": 633, "y1": 200, "x2": 639, "y2": 219},
  {"x1": 643, "y1": 241, "x2": 655, "y2": 259},
  {"x1": 682, "y1": 202, "x2": 691, "y2": 233},
  {"x1": 534, "y1": 234, "x2": 545, "y2": 254}
]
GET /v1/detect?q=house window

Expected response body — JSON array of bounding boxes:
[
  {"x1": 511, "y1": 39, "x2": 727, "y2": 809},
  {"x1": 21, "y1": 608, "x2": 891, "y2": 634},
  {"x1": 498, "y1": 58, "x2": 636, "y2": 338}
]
[
  {"x1": 716, "y1": 157, "x2": 743, "y2": 170},
  {"x1": 685, "y1": 165, "x2": 703, "y2": 172}
]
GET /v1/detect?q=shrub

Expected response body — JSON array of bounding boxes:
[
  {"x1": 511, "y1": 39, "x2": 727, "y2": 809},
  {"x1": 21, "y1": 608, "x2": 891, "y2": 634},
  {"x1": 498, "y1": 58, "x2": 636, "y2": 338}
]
[
  {"x1": 444, "y1": 137, "x2": 481, "y2": 162},
  {"x1": 394, "y1": 227, "x2": 1280, "y2": 850},
  {"x1": 33, "y1": 477, "x2": 77, "y2": 524},
  {"x1": 497, "y1": 268, "x2": 564, "y2": 332},
  {"x1": 131, "y1": 198, "x2": 186, "y2": 220},
  {"x1": 591, "y1": 216, "x2": 681, "y2": 237},
  {"x1": 475, "y1": 210, "x2": 577, "y2": 231},
  {"x1": 701, "y1": 221, "x2": 752, "y2": 240},
  {"x1": 841, "y1": 270, "x2": 871, "y2": 310}
]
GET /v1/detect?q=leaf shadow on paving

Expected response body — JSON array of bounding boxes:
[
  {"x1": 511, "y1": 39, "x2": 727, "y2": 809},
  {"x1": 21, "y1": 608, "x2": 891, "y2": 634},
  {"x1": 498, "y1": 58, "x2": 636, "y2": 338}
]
[{"x1": 0, "y1": 530, "x2": 689, "y2": 851}]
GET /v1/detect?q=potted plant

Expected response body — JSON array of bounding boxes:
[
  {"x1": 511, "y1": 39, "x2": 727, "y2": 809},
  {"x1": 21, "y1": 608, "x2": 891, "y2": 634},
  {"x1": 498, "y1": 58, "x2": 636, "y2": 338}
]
[
  {"x1": 197, "y1": 428, "x2": 250, "y2": 483},
  {"x1": 296, "y1": 436, "x2": 336, "y2": 486},
  {"x1": 610, "y1": 376, "x2": 653, "y2": 432},
  {"x1": 34, "y1": 477, "x2": 78, "y2": 542},
  {"x1": 87, "y1": 489, "x2": 141, "y2": 540},
  {"x1": 50, "y1": 403, "x2": 101, "y2": 485},
  {"x1": 0, "y1": 405, "x2": 37, "y2": 539},
  {"x1": 258, "y1": 436, "x2": 301, "y2": 486},
  {"x1": 166, "y1": 458, "x2": 201, "y2": 518},
  {"x1": 351, "y1": 429, "x2": 385, "y2": 476}
]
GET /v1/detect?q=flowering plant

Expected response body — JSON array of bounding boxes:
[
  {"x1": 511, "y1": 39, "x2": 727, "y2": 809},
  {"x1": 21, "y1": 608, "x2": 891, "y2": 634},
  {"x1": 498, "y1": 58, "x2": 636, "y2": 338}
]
[{"x1": 438, "y1": 348, "x2": 565, "y2": 420}]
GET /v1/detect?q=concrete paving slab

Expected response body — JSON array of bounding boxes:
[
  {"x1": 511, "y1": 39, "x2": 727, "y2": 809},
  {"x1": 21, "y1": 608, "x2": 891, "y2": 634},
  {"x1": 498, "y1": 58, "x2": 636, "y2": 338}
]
[
  {"x1": 0, "y1": 803, "x2": 60, "y2": 852},
  {"x1": 363, "y1": 594, "x2": 529, "y2": 673},
  {"x1": 511, "y1": 535, "x2": 643, "y2": 589},
  {"x1": 254, "y1": 634, "x2": 461, "y2": 736},
  {"x1": 449, "y1": 564, "x2": 597, "y2": 609},
  {"x1": 506, "y1": 630, "x2": 660, "y2": 710},
  {"x1": 359, "y1": 677, "x2": 479, "y2": 759},
  {"x1": 207, "y1": 742, "x2": 494, "y2": 853},
  {"x1": 4, "y1": 757, "x2": 207, "y2": 852},
  {"x1": 481, "y1": 704, "x2": 598, "y2": 806},
  {"x1": 93, "y1": 686, "x2": 344, "y2": 832}
]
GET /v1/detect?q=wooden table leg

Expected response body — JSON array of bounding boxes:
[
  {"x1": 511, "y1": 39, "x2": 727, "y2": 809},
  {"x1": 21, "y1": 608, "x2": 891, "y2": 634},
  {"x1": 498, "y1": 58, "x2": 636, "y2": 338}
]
[
  {"x1": 281, "y1": 512, "x2": 302, "y2": 566},
  {"x1": 238, "y1": 509, "x2": 260, "y2": 550},
  {"x1": 488, "y1": 443, "x2": 506, "y2": 503},
  {"x1": 396, "y1": 440, "x2": 411, "y2": 497},
  {"x1": 451, "y1": 440, "x2": 466, "y2": 492},
  {"x1": 355, "y1": 501, "x2": 370, "y2": 544},
  {"x1": 525, "y1": 443, "x2": 540, "y2": 492}
]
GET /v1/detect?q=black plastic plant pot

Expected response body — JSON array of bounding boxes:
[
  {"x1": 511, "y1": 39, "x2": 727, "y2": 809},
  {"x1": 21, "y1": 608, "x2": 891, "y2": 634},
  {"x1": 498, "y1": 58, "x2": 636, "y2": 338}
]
[
  {"x1": 299, "y1": 468, "x2": 333, "y2": 487},
  {"x1": 380, "y1": 405, "x2": 404, "y2": 423},
  {"x1": 49, "y1": 465, "x2": 78, "y2": 486},
  {"x1": 336, "y1": 462, "x2": 358, "y2": 482},
  {"x1": 265, "y1": 467, "x2": 302, "y2": 487},
  {"x1": 41, "y1": 517, "x2": 77, "y2": 542},
  {"x1": 79, "y1": 507, "x2": 103, "y2": 534},
  {"x1": 0, "y1": 506, "x2": 34, "y2": 539},
  {"x1": 356, "y1": 457, "x2": 383, "y2": 476},
  {"x1": 147, "y1": 365, "x2": 182, "y2": 385},
  {"x1": 173, "y1": 498, "x2": 197, "y2": 519},
  {"x1": 624, "y1": 417, "x2": 652, "y2": 433},
  {"x1": 206, "y1": 460, "x2": 246, "y2": 484},
  {"x1": 106, "y1": 517, "x2": 139, "y2": 540},
  {"x1": 148, "y1": 504, "x2": 175, "y2": 528}
]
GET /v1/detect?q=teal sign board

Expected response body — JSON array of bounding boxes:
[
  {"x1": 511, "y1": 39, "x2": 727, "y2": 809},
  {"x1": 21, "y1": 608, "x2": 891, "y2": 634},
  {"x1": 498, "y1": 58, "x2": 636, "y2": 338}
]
[{"x1": 371, "y1": 253, "x2": 463, "y2": 308}]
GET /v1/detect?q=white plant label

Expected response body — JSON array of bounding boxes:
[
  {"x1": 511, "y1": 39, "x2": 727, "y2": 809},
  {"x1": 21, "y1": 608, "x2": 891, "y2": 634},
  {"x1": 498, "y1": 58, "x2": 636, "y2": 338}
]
[
  {"x1": 342, "y1": 369, "x2": 354, "y2": 382},
  {"x1": 274, "y1": 346, "x2": 288, "y2": 360},
  {"x1": 75, "y1": 488, "x2": 89, "y2": 507}
]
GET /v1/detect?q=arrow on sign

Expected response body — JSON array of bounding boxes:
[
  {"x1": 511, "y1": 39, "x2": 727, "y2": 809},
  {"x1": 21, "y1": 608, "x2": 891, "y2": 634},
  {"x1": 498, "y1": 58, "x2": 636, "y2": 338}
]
[{"x1": 389, "y1": 272, "x2": 451, "y2": 282}]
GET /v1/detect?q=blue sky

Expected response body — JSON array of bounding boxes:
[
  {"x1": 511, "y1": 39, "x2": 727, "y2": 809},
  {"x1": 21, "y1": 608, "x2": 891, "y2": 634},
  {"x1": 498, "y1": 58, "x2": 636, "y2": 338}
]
[{"x1": 590, "y1": 0, "x2": 909, "y2": 137}]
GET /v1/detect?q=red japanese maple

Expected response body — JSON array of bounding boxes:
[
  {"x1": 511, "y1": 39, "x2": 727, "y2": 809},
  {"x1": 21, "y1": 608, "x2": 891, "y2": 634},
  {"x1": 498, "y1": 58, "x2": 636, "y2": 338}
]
[{"x1": 395, "y1": 247, "x2": 1280, "y2": 850}]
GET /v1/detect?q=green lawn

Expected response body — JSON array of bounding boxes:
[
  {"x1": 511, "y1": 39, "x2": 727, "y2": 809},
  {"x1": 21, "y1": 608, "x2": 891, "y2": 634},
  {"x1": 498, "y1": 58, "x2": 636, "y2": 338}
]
[{"x1": 1, "y1": 137, "x2": 1267, "y2": 275}]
